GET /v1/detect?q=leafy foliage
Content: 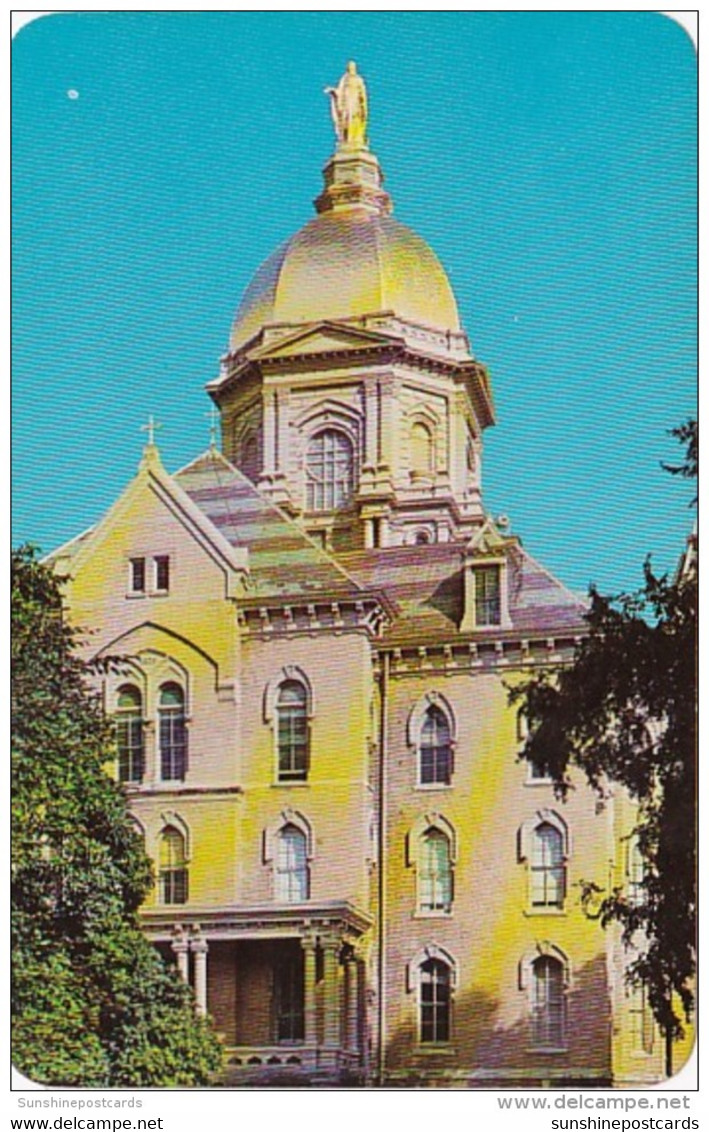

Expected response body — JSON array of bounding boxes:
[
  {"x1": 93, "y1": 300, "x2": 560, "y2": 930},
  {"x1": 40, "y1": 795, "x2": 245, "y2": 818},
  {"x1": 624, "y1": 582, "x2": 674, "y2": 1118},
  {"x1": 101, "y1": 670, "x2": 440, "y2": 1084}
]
[
  {"x1": 511, "y1": 422, "x2": 696, "y2": 1060},
  {"x1": 12, "y1": 547, "x2": 222, "y2": 1087},
  {"x1": 662, "y1": 418, "x2": 698, "y2": 494}
]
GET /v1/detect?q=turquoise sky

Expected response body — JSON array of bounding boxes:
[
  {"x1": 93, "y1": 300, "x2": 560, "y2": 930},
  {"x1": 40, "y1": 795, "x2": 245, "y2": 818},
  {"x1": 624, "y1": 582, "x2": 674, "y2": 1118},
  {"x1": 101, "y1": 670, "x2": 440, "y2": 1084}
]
[{"x1": 12, "y1": 12, "x2": 696, "y2": 596}]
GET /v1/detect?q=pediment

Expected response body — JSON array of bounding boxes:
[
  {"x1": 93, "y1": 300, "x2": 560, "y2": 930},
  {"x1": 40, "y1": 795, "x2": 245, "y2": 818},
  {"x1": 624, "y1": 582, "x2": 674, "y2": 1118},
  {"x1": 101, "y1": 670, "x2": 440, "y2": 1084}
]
[
  {"x1": 67, "y1": 447, "x2": 249, "y2": 599},
  {"x1": 250, "y1": 321, "x2": 399, "y2": 361},
  {"x1": 465, "y1": 517, "x2": 510, "y2": 559}
]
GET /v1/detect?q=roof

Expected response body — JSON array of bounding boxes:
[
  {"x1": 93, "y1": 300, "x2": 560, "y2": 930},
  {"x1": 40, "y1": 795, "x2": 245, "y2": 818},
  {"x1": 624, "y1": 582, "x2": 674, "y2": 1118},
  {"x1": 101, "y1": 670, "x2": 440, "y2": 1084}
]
[
  {"x1": 229, "y1": 207, "x2": 460, "y2": 355},
  {"x1": 48, "y1": 446, "x2": 586, "y2": 639},
  {"x1": 173, "y1": 449, "x2": 365, "y2": 602},
  {"x1": 338, "y1": 542, "x2": 588, "y2": 645}
]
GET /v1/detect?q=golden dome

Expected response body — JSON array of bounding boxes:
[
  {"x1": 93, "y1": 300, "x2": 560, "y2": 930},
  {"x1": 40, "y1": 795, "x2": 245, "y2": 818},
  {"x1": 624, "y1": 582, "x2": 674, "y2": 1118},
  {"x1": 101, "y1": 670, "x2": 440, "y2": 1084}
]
[{"x1": 229, "y1": 182, "x2": 461, "y2": 354}]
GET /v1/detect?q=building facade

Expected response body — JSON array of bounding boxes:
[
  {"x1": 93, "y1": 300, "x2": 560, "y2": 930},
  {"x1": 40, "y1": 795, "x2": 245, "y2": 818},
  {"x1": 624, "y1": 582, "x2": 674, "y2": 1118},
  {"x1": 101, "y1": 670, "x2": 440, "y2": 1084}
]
[{"x1": 49, "y1": 66, "x2": 691, "y2": 1087}]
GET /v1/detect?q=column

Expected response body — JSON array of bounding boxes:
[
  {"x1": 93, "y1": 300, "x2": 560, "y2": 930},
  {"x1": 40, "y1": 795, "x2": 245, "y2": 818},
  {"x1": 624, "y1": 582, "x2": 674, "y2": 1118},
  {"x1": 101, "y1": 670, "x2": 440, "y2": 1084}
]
[
  {"x1": 261, "y1": 389, "x2": 276, "y2": 481},
  {"x1": 344, "y1": 952, "x2": 359, "y2": 1054},
  {"x1": 172, "y1": 928, "x2": 189, "y2": 984},
  {"x1": 321, "y1": 937, "x2": 341, "y2": 1051},
  {"x1": 301, "y1": 933, "x2": 318, "y2": 1048},
  {"x1": 191, "y1": 934, "x2": 209, "y2": 1016},
  {"x1": 363, "y1": 382, "x2": 378, "y2": 474},
  {"x1": 148, "y1": 718, "x2": 160, "y2": 789},
  {"x1": 276, "y1": 388, "x2": 290, "y2": 478}
]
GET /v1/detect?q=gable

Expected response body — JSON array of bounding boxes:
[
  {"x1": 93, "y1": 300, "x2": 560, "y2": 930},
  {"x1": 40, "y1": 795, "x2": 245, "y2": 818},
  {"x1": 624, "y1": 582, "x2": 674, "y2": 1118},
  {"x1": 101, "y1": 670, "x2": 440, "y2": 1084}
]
[
  {"x1": 63, "y1": 449, "x2": 249, "y2": 616},
  {"x1": 249, "y1": 321, "x2": 399, "y2": 362},
  {"x1": 465, "y1": 517, "x2": 513, "y2": 559}
]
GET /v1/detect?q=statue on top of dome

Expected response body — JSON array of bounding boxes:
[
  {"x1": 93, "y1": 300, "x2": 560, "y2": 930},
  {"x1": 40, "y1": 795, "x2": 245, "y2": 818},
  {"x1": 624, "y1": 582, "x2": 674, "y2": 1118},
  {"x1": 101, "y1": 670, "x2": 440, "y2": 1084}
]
[{"x1": 324, "y1": 61, "x2": 368, "y2": 150}]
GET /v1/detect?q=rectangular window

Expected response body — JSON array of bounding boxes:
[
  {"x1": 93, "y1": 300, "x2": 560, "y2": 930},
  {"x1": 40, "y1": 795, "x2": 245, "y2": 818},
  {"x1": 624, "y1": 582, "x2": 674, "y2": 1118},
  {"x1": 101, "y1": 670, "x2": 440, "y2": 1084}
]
[
  {"x1": 419, "y1": 833, "x2": 453, "y2": 913},
  {"x1": 528, "y1": 760, "x2": 548, "y2": 781},
  {"x1": 475, "y1": 566, "x2": 501, "y2": 626},
  {"x1": 530, "y1": 824, "x2": 566, "y2": 908},
  {"x1": 160, "y1": 867, "x2": 188, "y2": 905},
  {"x1": 277, "y1": 710, "x2": 308, "y2": 781},
  {"x1": 530, "y1": 863, "x2": 566, "y2": 907},
  {"x1": 154, "y1": 555, "x2": 170, "y2": 592},
  {"x1": 420, "y1": 962, "x2": 451, "y2": 1043},
  {"x1": 160, "y1": 711, "x2": 188, "y2": 780},
  {"x1": 129, "y1": 557, "x2": 146, "y2": 593},
  {"x1": 532, "y1": 958, "x2": 565, "y2": 1048},
  {"x1": 116, "y1": 714, "x2": 144, "y2": 784}
]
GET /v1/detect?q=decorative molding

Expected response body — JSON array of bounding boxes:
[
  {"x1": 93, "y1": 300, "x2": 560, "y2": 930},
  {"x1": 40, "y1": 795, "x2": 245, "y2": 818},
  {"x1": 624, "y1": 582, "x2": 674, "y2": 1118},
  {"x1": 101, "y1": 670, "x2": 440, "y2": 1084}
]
[
  {"x1": 157, "y1": 810, "x2": 192, "y2": 862},
  {"x1": 406, "y1": 944, "x2": 458, "y2": 992},
  {"x1": 407, "y1": 691, "x2": 458, "y2": 747}
]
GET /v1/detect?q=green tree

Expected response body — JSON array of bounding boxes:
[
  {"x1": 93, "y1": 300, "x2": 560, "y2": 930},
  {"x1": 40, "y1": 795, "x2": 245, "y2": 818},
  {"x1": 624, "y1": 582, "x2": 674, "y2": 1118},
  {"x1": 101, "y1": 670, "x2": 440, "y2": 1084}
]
[
  {"x1": 512, "y1": 422, "x2": 696, "y2": 1079},
  {"x1": 12, "y1": 546, "x2": 222, "y2": 1087}
]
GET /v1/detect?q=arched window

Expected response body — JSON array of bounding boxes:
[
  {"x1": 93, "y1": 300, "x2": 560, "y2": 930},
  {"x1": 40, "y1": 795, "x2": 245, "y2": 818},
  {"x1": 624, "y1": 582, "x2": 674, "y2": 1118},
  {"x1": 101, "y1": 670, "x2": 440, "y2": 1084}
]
[
  {"x1": 277, "y1": 680, "x2": 309, "y2": 782},
  {"x1": 275, "y1": 824, "x2": 309, "y2": 903},
  {"x1": 531, "y1": 955, "x2": 565, "y2": 1048},
  {"x1": 159, "y1": 683, "x2": 187, "y2": 782},
  {"x1": 419, "y1": 828, "x2": 453, "y2": 913},
  {"x1": 530, "y1": 822, "x2": 565, "y2": 908},
  {"x1": 116, "y1": 685, "x2": 144, "y2": 784},
  {"x1": 306, "y1": 429, "x2": 354, "y2": 511},
  {"x1": 410, "y1": 421, "x2": 433, "y2": 475},
  {"x1": 420, "y1": 958, "x2": 451, "y2": 1043},
  {"x1": 159, "y1": 826, "x2": 188, "y2": 905},
  {"x1": 420, "y1": 705, "x2": 452, "y2": 786}
]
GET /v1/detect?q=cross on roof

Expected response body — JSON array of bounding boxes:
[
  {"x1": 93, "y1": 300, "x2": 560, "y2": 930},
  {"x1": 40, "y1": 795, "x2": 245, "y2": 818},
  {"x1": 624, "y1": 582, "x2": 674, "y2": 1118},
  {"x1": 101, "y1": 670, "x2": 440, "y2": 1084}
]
[
  {"x1": 205, "y1": 405, "x2": 220, "y2": 449},
  {"x1": 140, "y1": 414, "x2": 162, "y2": 447}
]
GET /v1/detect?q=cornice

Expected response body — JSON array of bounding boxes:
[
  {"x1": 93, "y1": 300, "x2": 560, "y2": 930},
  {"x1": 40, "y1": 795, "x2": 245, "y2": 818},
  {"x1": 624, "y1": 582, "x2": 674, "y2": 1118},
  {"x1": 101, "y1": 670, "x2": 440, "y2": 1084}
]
[
  {"x1": 236, "y1": 594, "x2": 392, "y2": 639},
  {"x1": 374, "y1": 633, "x2": 587, "y2": 676},
  {"x1": 140, "y1": 899, "x2": 373, "y2": 940}
]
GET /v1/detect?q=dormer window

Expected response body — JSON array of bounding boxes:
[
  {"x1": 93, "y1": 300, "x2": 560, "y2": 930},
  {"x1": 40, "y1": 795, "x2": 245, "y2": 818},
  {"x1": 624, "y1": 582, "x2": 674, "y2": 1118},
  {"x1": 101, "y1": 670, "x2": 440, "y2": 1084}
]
[
  {"x1": 474, "y1": 566, "x2": 501, "y2": 626},
  {"x1": 460, "y1": 520, "x2": 513, "y2": 632}
]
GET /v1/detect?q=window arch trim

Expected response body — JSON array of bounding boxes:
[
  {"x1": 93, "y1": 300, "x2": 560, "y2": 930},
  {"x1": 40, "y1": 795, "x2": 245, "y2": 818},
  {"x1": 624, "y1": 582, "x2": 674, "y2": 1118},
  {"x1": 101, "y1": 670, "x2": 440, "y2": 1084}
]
[
  {"x1": 518, "y1": 810, "x2": 570, "y2": 861},
  {"x1": 106, "y1": 660, "x2": 148, "y2": 709},
  {"x1": 407, "y1": 812, "x2": 458, "y2": 866},
  {"x1": 406, "y1": 403, "x2": 440, "y2": 433},
  {"x1": 518, "y1": 943, "x2": 570, "y2": 990},
  {"x1": 264, "y1": 666, "x2": 314, "y2": 723},
  {"x1": 156, "y1": 810, "x2": 192, "y2": 862},
  {"x1": 407, "y1": 692, "x2": 457, "y2": 748},
  {"x1": 294, "y1": 397, "x2": 362, "y2": 437},
  {"x1": 263, "y1": 809, "x2": 314, "y2": 864},
  {"x1": 406, "y1": 944, "x2": 458, "y2": 993}
]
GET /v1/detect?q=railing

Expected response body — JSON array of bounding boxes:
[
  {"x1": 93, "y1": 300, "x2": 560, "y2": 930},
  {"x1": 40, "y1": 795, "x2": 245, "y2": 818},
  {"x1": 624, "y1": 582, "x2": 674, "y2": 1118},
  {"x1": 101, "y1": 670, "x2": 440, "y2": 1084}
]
[
  {"x1": 225, "y1": 1045, "x2": 314, "y2": 1070},
  {"x1": 224, "y1": 1045, "x2": 360, "y2": 1074}
]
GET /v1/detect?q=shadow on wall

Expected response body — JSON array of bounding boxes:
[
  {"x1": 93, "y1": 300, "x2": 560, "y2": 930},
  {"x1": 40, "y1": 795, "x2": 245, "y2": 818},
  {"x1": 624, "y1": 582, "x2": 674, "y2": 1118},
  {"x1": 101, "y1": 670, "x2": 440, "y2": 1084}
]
[{"x1": 384, "y1": 954, "x2": 614, "y2": 1088}]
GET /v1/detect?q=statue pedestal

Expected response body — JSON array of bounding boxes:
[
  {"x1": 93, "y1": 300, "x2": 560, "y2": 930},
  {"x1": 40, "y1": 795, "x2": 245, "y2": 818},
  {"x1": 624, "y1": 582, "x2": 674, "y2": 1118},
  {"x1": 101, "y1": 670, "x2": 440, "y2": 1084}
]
[{"x1": 315, "y1": 149, "x2": 391, "y2": 215}]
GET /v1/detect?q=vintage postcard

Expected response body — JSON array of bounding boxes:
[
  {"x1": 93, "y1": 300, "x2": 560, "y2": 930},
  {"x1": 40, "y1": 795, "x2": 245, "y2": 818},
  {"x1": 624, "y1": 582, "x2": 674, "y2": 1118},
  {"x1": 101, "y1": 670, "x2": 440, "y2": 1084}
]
[{"x1": 11, "y1": 11, "x2": 697, "y2": 1100}]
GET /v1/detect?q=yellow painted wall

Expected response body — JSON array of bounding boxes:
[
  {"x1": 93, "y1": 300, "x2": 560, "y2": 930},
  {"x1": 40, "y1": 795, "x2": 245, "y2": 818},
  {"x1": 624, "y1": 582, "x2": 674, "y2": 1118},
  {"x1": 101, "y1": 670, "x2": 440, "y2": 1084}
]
[
  {"x1": 382, "y1": 666, "x2": 613, "y2": 1079},
  {"x1": 235, "y1": 630, "x2": 375, "y2": 909}
]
